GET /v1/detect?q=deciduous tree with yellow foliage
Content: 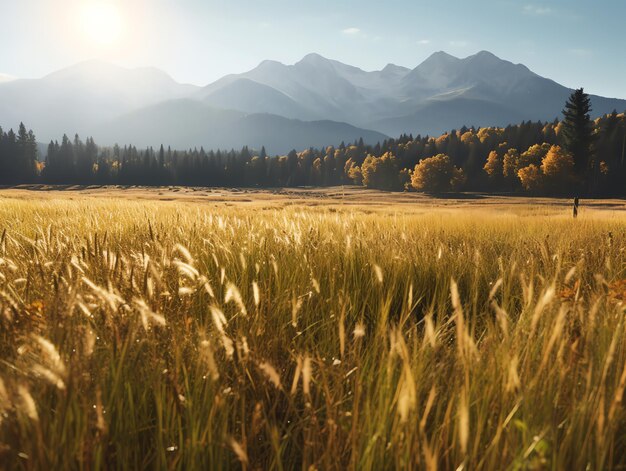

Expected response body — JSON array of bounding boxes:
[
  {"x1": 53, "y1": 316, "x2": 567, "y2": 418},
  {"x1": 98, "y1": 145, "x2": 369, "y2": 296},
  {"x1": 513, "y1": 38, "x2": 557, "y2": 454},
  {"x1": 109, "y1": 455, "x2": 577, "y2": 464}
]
[{"x1": 411, "y1": 154, "x2": 465, "y2": 193}]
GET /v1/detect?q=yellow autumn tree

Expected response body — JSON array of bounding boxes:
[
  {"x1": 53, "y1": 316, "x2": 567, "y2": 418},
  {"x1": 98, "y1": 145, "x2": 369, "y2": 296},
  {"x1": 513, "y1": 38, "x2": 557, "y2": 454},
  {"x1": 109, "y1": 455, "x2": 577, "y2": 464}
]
[
  {"x1": 519, "y1": 143, "x2": 551, "y2": 168},
  {"x1": 541, "y1": 145, "x2": 574, "y2": 179},
  {"x1": 483, "y1": 151, "x2": 503, "y2": 178},
  {"x1": 435, "y1": 133, "x2": 450, "y2": 147},
  {"x1": 517, "y1": 164, "x2": 543, "y2": 191},
  {"x1": 515, "y1": 143, "x2": 552, "y2": 192},
  {"x1": 344, "y1": 145, "x2": 360, "y2": 160},
  {"x1": 540, "y1": 145, "x2": 575, "y2": 193},
  {"x1": 311, "y1": 157, "x2": 322, "y2": 185},
  {"x1": 460, "y1": 131, "x2": 479, "y2": 146},
  {"x1": 477, "y1": 127, "x2": 504, "y2": 146},
  {"x1": 411, "y1": 154, "x2": 465, "y2": 193},
  {"x1": 361, "y1": 152, "x2": 401, "y2": 190},
  {"x1": 502, "y1": 148, "x2": 520, "y2": 179},
  {"x1": 344, "y1": 158, "x2": 362, "y2": 185}
]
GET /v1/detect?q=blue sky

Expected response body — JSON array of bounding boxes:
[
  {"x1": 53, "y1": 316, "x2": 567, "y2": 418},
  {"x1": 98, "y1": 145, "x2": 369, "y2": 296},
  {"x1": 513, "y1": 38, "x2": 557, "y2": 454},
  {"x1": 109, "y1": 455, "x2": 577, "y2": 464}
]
[{"x1": 1, "y1": 0, "x2": 625, "y2": 98}]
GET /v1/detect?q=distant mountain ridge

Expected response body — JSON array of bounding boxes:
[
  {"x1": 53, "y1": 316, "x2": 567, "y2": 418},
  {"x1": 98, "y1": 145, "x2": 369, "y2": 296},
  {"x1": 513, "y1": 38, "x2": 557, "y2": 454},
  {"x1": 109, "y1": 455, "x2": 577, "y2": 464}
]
[
  {"x1": 98, "y1": 99, "x2": 388, "y2": 153},
  {"x1": 1, "y1": 52, "x2": 625, "y2": 153},
  {"x1": 0, "y1": 61, "x2": 198, "y2": 140},
  {"x1": 196, "y1": 50, "x2": 626, "y2": 136}
]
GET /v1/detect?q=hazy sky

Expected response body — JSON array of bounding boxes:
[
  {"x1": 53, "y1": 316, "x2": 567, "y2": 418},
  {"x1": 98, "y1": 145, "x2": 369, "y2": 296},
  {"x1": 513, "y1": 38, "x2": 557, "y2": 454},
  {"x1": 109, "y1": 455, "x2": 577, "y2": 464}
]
[{"x1": 1, "y1": 0, "x2": 625, "y2": 98}]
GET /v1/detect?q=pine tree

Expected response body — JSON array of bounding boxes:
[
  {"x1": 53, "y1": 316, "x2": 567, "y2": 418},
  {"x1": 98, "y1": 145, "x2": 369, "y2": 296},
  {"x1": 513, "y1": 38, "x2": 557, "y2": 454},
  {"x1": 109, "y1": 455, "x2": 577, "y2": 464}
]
[
  {"x1": 43, "y1": 140, "x2": 57, "y2": 182},
  {"x1": 16, "y1": 123, "x2": 37, "y2": 182},
  {"x1": 4, "y1": 129, "x2": 17, "y2": 183},
  {"x1": 158, "y1": 144, "x2": 165, "y2": 169},
  {"x1": 561, "y1": 88, "x2": 594, "y2": 180},
  {"x1": 258, "y1": 146, "x2": 267, "y2": 185},
  {"x1": 0, "y1": 127, "x2": 8, "y2": 184},
  {"x1": 58, "y1": 134, "x2": 76, "y2": 183}
]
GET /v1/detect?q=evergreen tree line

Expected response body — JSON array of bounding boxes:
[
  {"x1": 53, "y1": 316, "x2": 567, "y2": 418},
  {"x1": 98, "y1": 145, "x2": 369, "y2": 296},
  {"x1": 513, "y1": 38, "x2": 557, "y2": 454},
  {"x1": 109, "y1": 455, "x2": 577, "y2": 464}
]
[
  {"x1": 0, "y1": 123, "x2": 38, "y2": 184},
  {"x1": 1, "y1": 89, "x2": 624, "y2": 195}
]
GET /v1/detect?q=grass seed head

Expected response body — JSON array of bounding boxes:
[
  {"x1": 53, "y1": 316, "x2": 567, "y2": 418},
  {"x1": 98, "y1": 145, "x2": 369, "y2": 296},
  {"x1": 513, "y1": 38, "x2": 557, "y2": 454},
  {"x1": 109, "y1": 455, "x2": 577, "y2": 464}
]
[
  {"x1": 18, "y1": 385, "x2": 38, "y2": 422},
  {"x1": 258, "y1": 362, "x2": 282, "y2": 390}
]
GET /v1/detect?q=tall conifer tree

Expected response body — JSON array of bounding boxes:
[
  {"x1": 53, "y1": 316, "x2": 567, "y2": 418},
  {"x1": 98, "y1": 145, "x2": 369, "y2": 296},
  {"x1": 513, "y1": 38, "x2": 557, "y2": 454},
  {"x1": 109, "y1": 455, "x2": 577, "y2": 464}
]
[{"x1": 561, "y1": 88, "x2": 594, "y2": 180}]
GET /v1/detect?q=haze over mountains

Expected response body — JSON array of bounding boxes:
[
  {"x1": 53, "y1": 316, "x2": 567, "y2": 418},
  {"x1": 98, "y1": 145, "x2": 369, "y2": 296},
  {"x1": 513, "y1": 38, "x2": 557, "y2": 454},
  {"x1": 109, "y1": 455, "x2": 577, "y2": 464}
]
[
  {"x1": 1, "y1": 51, "x2": 625, "y2": 153},
  {"x1": 0, "y1": 73, "x2": 16, "y2": 83}
]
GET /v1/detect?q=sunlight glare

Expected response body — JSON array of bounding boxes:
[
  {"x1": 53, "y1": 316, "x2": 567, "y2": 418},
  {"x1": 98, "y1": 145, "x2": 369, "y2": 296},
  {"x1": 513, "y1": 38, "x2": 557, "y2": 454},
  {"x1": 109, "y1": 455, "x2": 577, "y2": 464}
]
[{"x1": 80, "y1": 2, "x2": 123, "y2": 46}]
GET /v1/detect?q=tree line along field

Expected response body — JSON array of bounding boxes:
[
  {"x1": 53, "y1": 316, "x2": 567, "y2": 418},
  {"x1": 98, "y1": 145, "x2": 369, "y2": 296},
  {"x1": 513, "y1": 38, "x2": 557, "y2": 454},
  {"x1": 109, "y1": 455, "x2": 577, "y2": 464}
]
[
  {"x1": 1, "y1": 90, "x2": 625, "y2": 197},
  {"x1": 1, "y1": 192, "x2": 626, "y2": 469}
]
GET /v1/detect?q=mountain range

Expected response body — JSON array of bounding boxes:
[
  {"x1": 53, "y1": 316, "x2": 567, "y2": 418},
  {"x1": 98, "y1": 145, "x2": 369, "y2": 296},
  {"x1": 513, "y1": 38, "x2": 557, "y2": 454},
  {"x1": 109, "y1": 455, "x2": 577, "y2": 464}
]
[{"x1": 1, "y1": 51, "x2": 625, "y2": 153}]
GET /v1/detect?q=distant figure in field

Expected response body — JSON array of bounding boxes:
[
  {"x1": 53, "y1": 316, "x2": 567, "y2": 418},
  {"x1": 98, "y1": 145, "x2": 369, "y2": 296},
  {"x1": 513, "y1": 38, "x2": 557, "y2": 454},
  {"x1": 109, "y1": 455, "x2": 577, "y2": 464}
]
[{"x1": 573, "y1": 197, "x2": 579, "y2": 218}]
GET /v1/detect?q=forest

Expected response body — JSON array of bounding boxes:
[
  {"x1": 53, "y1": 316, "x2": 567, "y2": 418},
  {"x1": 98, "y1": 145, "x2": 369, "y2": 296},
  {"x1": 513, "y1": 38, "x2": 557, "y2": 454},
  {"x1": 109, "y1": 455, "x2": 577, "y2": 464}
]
[{"x1": 1, "y1": 89, "x2": 624, "y2": 196}]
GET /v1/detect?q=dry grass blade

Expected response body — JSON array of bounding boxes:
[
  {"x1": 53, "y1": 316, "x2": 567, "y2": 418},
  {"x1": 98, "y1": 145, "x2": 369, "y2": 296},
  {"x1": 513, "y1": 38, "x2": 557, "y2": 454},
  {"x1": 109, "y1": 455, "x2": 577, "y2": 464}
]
[{"x1": 228, "y1": 437, "x2": 249, "y2": 466}]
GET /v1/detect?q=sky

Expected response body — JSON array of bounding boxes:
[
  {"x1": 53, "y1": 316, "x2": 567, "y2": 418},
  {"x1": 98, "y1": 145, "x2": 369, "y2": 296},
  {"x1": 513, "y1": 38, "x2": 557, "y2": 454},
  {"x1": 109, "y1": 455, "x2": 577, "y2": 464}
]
[{"x1": 1, "y1": 0, "x2": 625, "y2": 98}]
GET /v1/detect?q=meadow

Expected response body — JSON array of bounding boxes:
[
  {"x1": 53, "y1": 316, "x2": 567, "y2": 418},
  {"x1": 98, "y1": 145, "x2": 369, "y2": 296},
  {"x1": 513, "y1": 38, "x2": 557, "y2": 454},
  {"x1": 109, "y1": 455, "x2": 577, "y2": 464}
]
[{"x1": 0, "y1": 188, "x2": 626, "y2": 470}]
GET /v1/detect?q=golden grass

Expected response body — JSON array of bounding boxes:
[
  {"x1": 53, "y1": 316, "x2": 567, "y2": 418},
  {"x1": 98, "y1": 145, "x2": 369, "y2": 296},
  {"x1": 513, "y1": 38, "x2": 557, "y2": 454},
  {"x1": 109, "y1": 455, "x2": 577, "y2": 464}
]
[{"x1": 0, "y1": 193, "x2": 625, "y2": 469}]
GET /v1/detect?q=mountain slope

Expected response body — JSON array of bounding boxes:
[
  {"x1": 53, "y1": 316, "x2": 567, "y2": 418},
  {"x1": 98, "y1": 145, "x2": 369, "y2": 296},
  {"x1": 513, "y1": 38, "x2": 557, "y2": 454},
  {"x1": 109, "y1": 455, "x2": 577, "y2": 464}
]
[
  {"x1": 378, "y1": 51, "x2": 626, "y2": 135},
  {"x1": 96, "y1": 99, "x2": 388, "y2": 153},
  {"x1": 195, "y1": 53, "x2": 399, "y2": 123},
  {"x1": 1, "y1": 52, "x2": 625, "y2": 150},
  {"x1": 202, "y1": 78, "x2": 314, "y2": 119},
  {"x1": 197, "y1": 51, "x2": 626, "y2": 136},
  {"x1": 373, "y1": 97, "x2": 527, "y2": 137},
  {"x1": 0, "y1": 61, "x2": 199, "y2": 140}
]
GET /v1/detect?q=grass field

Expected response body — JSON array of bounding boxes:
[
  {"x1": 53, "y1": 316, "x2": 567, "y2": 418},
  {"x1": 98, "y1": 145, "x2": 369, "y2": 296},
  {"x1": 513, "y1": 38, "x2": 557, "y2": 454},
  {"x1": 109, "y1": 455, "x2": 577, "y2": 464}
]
[{"x1": 1, "y1": 187, "x2": 626, "y2": 470}]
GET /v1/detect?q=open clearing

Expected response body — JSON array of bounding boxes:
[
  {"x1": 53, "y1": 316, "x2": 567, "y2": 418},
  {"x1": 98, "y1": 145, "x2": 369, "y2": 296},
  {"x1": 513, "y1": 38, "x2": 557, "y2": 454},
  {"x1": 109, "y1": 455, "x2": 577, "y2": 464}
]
[
  {"x1": 1, "y1": 186, "x2": 626, "y2": 469},
  {"x1": 2, "y1": 184, "x2": 626, "y2": 215}
]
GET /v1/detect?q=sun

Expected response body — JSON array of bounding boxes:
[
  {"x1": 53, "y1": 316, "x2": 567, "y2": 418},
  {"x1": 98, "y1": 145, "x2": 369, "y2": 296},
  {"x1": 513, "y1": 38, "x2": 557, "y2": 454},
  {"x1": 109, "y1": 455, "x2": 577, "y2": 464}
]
[{"x1": 80, "y1": 2, "x2": 123, "y2": 46}]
